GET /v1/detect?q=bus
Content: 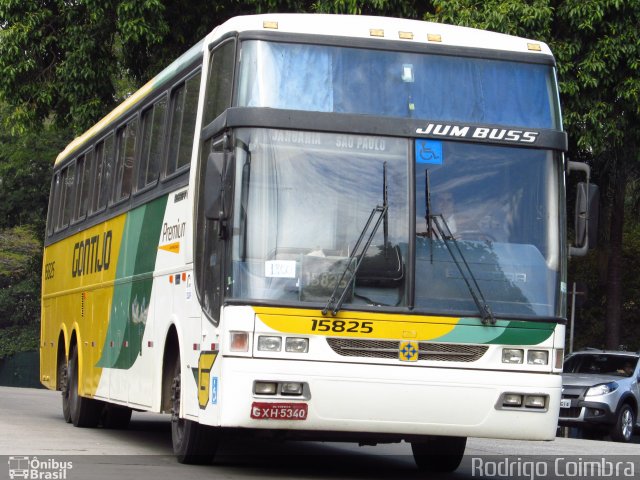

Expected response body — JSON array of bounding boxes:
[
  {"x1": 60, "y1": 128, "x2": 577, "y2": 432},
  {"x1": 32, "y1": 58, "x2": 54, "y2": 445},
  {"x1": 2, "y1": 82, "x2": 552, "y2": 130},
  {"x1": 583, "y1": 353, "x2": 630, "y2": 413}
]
[{"x1": 40, "y1": 13, "x2": 592, "y2": 472}]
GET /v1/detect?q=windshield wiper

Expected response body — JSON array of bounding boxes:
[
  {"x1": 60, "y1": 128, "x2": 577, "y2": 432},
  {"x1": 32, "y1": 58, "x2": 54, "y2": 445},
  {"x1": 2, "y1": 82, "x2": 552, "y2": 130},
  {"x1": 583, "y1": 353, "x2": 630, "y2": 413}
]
[
  {"x1": 430, "y1": 213, "x2": 496, "y2": 325},
  {"x1": 322, "y1": 162, "x2": 389, "y2": 316},
  {"x1": 422, "y1": 169, "x2": 495, "y2": 325}
]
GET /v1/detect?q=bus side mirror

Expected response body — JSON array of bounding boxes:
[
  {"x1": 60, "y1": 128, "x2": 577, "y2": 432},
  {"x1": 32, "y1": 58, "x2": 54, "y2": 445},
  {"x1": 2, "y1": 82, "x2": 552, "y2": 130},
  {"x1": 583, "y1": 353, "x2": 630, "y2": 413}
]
[
  {"x1": 574, "y1": 181, "x2": 599, "y2": 250},
  {"x1": 204, "y1": 152, "x2": 224, "y2": 220},
  {"x1": 568, "y1": 161, "x2": 598, "y2": 256}
]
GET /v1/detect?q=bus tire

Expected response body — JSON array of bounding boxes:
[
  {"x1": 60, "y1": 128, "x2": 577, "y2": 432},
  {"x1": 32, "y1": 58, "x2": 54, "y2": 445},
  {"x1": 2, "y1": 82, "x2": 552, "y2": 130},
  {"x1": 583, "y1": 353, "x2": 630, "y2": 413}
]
[
  {"x1": 170, "y1": 358, "x2": 218, "y2": 464},
  {"x1": 101, "y1": 404, "x2": 133, "y2": 429},
  {"x1": 411, "y1": 435, "x2": 466, "y2": 473},
  {"x1": 59, "y1": 360, "x2": 71, "y2": 423},
  {"x1": 68, "y1": 345, "x2": 102, "y2": 428}
]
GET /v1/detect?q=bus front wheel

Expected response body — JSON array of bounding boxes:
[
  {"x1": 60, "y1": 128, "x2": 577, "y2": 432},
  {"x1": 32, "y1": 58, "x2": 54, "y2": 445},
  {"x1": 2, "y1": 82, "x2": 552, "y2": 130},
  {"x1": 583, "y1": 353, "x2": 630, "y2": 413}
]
[
  {"x1": 170, "y1": 358, "x2": 219, "y2": 464},
  {"x1": 411, "y1": 435, "x2": 466, "y2": 473}
]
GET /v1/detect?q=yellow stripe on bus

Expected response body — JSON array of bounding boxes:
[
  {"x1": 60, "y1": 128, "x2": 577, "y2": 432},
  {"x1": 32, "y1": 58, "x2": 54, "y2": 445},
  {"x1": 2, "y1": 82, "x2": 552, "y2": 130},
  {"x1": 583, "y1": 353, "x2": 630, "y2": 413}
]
[
  {"x1": 253, "y1": 306, "x2": 458, "y2": 340},
  {"x1": 42, "y1": 215, "x2": 127, "y2": 396}
]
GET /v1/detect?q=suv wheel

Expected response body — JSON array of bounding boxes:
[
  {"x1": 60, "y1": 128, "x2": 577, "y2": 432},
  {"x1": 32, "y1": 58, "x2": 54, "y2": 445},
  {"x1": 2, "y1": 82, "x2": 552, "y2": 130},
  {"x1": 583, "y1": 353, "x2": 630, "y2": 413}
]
[{"x1": 610, "y1": 404, "x2": 635, "y2": 443}]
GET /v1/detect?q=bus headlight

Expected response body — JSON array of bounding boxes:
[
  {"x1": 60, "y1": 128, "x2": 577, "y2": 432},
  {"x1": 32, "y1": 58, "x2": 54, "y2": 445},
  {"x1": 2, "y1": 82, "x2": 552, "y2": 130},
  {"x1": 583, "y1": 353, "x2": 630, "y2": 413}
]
[
  {"x1": 502, "y1": 349, "x2": 524, "y2": 364},
  {"x1": 257, "y1": 336, "x2": 282, "y2": 352},
  {"x1": 527, "y1": 350, "x2": 549, "y2": 365},
  {"x1": 285, "y1": 337, "x2": 309, "y2": 353}
]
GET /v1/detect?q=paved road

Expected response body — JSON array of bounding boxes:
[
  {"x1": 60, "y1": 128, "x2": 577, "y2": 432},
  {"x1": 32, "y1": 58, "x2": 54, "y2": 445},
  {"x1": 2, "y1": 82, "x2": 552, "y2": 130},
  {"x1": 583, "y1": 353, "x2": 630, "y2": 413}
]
[{"x1": 1, "y1": 387, "x2": 638, "y2": 480}]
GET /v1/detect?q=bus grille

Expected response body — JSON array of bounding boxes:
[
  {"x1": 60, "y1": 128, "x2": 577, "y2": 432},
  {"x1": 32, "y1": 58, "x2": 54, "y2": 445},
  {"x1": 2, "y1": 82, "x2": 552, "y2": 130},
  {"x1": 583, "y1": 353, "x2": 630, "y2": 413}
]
[{"x1": 326, "y1": 338, "x2": 488, "y2": 362}]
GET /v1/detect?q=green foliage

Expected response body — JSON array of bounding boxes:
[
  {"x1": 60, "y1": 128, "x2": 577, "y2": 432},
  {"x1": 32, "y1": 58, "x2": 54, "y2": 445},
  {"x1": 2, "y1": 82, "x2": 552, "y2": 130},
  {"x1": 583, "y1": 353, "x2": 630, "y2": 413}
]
[
  {"x1": 554, "y1": 0, "x2": 640, "y2": 156},
  {"x1": 0, "y1": 226, "x2": 42, "y2": 329},
  {"x1": 0, "y1": 324, "x2": 39, "y2": 359},
  {"x1": 0, "y1": 122, "x2": 69, "y2": 234},
  {"x1": 0, "y1": 1, "x2": 118, "y2": 133},
  {"x1": 428, "y1": 0, "x2": 553, "y2": 39}
]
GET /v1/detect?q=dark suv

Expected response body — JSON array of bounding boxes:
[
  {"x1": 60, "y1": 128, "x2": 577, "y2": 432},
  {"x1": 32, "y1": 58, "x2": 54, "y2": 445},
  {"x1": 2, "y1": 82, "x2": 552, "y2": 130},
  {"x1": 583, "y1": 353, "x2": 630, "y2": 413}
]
[{"x1": 559, "y1": 350, "x2": 639, "y2": 442}]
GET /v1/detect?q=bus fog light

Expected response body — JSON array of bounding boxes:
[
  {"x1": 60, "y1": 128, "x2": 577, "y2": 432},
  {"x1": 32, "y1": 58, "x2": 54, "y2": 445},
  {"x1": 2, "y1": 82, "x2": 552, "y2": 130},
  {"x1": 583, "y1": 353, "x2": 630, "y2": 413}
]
[
  {"x1": 527, "y1": 350, "x2": 549, "y2": 365},
  {"x1": 502, "y1": 349, "x2": 523, "y2": 364},
  {"x1": 524, "y1": 395, "x2": 547, "y2": 409},
  {"x1": 503, "y1": 394, "x2": 523, "y2": 407},
  {"x1": 254, "y1": 381, "x2": 278, "y2": 395},
  {"x1": 281, "y1": 382, "x2": 303, "y2": 396},
  {"x1": 285, "y1": 337, "x2": 309, "y2": 353},
  {"x1": 230, "y1": 331, "x2": 249, "y2": 352},
  {"x1": 258, "y1": 336, "x2": 282, "y2": 352}
]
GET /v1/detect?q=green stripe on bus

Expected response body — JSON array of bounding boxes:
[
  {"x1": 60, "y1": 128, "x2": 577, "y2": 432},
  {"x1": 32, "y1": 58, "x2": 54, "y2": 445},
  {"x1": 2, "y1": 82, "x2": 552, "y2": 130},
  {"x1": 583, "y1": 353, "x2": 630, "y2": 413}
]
[
  {"x1": 97, "y1": 195, "x2": 169, "y2": 369},
  {"x1": 437, "y1": 319, "x2": 554, "y2": 345}
]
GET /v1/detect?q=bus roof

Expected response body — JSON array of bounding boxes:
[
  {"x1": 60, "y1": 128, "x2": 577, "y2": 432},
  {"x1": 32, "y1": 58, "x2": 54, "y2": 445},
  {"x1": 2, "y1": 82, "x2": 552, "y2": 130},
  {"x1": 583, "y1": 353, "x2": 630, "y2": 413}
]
[
  {"x1": 207, "y1": 14, "x2": 552, "y2": 55},
  {"x1": 55, "y1": 13, "x2": 552, "y2": 166}
]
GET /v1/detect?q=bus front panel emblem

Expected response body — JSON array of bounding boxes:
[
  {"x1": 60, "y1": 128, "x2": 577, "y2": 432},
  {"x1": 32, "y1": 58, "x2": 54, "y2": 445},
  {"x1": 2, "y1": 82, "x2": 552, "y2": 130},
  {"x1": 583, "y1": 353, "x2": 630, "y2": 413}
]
[{"x1": 399, "y1": 341, "x2": 419, "y2": 362}]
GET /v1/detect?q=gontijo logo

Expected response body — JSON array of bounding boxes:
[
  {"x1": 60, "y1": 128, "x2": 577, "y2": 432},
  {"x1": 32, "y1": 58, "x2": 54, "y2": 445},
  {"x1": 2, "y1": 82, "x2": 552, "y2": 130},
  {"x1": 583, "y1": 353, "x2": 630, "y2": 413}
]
[
  {"x1": 8, "y1": 456, "x2": 73, "y2": 479},
  {"x1": 71, "y1": 230, "x2": 112, "y2": 277}
]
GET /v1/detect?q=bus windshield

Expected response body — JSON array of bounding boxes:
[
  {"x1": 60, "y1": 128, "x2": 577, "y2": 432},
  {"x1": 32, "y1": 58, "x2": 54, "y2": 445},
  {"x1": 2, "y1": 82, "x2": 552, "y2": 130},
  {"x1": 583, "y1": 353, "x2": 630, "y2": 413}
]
[
  {"x1": 238, "y1": 40, "x2": 560, "y2": 129},
  {"x1": 228, "y1": 128, "x2": 565, "y2": 319}
]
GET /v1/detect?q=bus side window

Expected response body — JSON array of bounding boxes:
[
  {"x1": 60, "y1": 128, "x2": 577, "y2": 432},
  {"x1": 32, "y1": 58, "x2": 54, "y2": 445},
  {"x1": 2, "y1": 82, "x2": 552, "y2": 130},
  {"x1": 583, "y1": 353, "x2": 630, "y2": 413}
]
[
  {"x1": 56, "y1": 163, "x2": 75, "y2": 232},
  {"x1": 137, "y1": 97, "x2": 167, "y2": 191},
  {"x1": 203, "y1": 40, "x2": 235, "y2": 126},
  {"x1": 91, "y1": 134, "x2": 115, "y2": 213},
  {"x1": 73, "y1": 152, "x2": 92, "y2": 223},
  {"x1": 47, "y1": 173, "x2": 61, "y2": 236},
  {"x1": 113, "y1": 118, "x2": 138, "y2": 203},
  {"x1": 166, "y1": 70, "x2": 201, "y2": 176}
]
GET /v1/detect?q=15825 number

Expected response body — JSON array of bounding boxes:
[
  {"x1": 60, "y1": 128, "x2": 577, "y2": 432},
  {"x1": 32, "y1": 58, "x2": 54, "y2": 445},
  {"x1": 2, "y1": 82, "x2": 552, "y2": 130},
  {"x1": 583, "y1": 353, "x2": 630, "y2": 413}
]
[{"x1": 310, "y1": 319, "x2": 374, "y2": 334}]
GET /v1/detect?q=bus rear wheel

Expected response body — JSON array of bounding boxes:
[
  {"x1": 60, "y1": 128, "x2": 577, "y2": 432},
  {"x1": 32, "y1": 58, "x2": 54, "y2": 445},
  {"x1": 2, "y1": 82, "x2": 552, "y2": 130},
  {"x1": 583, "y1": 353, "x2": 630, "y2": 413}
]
[
  {"x1": 170, "y1": 358, "x2": 219, "y2": 464},
  {"x1": 411, "y1": 435, "x2": 466, "y2": 473},
  {"x1": 68, "y1": 345, "x2": 102, "y2": 428},
  {"x1": 59, "y1": 360, "x2": 71, "y2": 423}
]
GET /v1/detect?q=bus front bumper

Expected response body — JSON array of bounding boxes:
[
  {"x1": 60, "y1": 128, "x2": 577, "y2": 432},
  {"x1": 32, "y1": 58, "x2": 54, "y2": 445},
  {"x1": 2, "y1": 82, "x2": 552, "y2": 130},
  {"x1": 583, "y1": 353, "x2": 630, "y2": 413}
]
[{"x1": 212, "y1": 357, "x2": 561, "y2": 441}]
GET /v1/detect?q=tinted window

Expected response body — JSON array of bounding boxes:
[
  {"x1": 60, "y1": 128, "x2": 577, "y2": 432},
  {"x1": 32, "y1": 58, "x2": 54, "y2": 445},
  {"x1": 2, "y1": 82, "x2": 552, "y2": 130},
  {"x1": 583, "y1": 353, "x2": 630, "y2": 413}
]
[
  {"x1": 138, "y1": 97, "x2": 167, "y2": 190},
  {"x1": 92, "y1": 134, "x2": 115, "y2": 213},
  {"x1": 204, "y1": 41, "x2": 235, "y2": 125},
  {"x1": 564, "y1": 354, "x2": 639, "y2": 376},
  {"x1": 74, "y1": 153, "x2": 92, "y2": 222},
  {"x1": 56, "y1": 164, "x2": 74, "y2": 231},
  {"x1": 113, "y1": 119, "x2": 138, "y2": 203},
  {"x1": 47, "y1": 174, "x2": 61, "y2": 236},
  {"x1": 166, "y1": 71, "x2": 201, "y2": 175}
]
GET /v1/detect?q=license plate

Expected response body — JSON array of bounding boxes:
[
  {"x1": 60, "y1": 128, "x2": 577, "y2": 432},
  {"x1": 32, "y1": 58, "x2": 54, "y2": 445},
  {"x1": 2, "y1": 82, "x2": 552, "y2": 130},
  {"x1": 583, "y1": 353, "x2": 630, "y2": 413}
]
[
  {"x1": 560, "y1": 399, "x2": 571, "y2": 409},
  {"x1": 251, "y1": 402, "x2": 308, "y2": 420}
]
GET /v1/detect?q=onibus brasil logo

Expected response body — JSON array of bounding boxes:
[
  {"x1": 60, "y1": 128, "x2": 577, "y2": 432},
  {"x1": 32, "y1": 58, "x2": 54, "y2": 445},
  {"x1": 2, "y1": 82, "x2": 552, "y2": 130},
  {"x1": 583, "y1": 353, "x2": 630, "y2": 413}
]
[{"x1": 8, "y1": 456, "x2": 73, "y2": 479}]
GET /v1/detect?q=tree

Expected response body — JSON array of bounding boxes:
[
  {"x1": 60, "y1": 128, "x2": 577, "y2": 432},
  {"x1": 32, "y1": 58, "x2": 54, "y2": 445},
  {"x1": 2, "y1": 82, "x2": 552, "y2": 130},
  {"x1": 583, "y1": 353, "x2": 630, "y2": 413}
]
[
  {"x1": 0, "y1": 113, "x2": 68, "y2": 234},
  {"x1": 0, "y1": 0, "x2": 208, "y2": 134}
]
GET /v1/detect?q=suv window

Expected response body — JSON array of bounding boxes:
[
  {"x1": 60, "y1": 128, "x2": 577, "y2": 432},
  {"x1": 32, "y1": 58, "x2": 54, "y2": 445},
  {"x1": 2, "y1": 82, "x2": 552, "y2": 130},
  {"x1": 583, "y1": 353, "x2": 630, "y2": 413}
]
[{"x1": 564, "y1": 354, "x2": 638, "y2": 377}]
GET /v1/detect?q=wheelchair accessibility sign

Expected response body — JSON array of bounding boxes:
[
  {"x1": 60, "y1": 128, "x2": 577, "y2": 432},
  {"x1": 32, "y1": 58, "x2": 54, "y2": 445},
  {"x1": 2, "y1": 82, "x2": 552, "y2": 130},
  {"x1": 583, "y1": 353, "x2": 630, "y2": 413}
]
[{"x1": 415, "y1": 139, "x2": 443, "y2": 165}]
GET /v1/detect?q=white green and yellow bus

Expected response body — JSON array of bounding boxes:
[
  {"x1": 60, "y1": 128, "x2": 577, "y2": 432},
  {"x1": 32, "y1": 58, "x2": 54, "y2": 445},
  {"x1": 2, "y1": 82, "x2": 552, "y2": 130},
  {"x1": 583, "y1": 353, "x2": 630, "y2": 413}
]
[{"x1": 41, "y1": 14, "x2": 591, "y2": 472}]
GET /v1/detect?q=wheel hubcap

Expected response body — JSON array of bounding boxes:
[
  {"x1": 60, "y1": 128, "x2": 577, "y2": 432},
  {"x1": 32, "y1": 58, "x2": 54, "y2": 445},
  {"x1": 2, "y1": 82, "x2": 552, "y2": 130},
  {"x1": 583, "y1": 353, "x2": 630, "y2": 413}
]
[{"x1": 621, "y1": 410, "x2": 633, "y2": 440}]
